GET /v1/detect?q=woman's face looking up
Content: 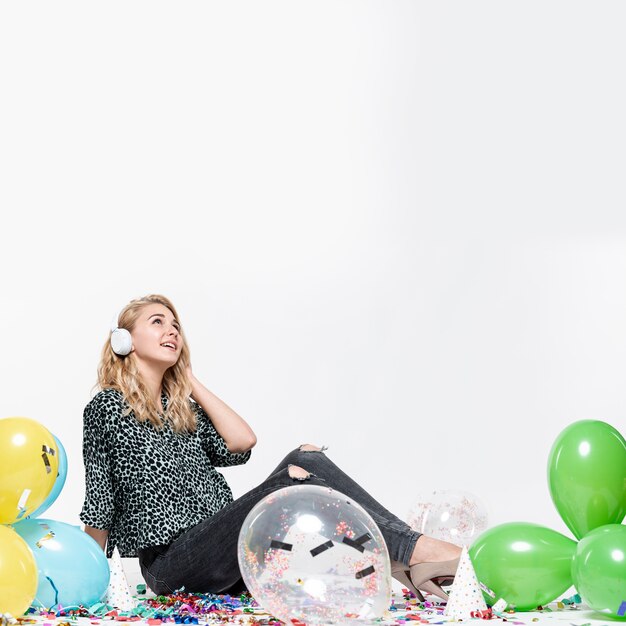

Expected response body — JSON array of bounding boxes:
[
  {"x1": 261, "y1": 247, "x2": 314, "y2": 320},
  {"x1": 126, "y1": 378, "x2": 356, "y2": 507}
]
[{"x1": 130, "y1": 303, "x2": 182, "y2": 367}]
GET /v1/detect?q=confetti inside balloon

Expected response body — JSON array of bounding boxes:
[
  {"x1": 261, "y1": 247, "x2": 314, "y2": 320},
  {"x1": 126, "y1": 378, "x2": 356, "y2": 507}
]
[
  {"x1": 406, "y1": 489, "x2": 488, "y2": 546},
  {"x1": 238, "y1": 484, "x2": 391, "y2": 625}
]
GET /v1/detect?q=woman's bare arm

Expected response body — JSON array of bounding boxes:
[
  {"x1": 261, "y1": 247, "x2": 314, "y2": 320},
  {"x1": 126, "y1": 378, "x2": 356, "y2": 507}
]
[
  {"x1": 187, "y1": 368, "x2": 257, "y2": 453},
  {"x1": 84, "y1": 525, "x2": 109, "y2": 552}
]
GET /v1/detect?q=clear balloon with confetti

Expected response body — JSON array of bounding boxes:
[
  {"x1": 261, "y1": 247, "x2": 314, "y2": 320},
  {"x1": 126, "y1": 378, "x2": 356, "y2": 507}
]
[
  {"x1": 406, "y1": 490, "x2": 488, "y2": 546},
  {"x1": 238, "y1": 484, "x2": 391, "y2": 625}
]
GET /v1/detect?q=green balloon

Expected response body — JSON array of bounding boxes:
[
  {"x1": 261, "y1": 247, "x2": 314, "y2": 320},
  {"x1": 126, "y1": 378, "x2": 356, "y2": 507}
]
[
  {"x1": 547, "y1": 420, "x2": 626, "y2": 539},
  {"x1": 572, "y1": 524, "x2": 626, "y2": 620},
  {"x1": 469, "y1": 522, "x2": 577, "y2": 611}
]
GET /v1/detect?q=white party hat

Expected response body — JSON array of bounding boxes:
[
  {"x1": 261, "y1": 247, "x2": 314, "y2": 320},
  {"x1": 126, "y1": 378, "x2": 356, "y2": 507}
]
[
  {"x1": 443, "y1": 546, "x2": 487, "y2": 619},
  {"x1": 104, "y1": 546, "x2": 136, "y2": 610}
]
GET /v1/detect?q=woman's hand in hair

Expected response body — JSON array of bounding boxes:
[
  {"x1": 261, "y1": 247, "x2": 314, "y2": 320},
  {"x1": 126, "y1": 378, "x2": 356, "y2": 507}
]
[
  {"x1": 186, "y1": 365, "x2": 199, "y2": 401},
  {"x1": 184, "y1": 365, "x2": 257, "y2": 452}
]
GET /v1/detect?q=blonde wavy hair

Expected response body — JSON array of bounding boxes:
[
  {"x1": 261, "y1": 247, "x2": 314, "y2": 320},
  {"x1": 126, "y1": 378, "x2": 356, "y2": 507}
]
[{"x1": 96, "y1": 294, "x2": 197, "y2": 432}]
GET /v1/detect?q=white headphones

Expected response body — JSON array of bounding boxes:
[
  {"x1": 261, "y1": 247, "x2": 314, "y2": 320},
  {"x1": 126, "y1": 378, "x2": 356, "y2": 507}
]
[{"x1": 110, "y1": 309, "x2": 133, "y2": 356}]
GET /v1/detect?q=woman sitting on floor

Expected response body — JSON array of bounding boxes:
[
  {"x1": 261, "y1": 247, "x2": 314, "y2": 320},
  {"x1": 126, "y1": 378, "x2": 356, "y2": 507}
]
[{"x1": 80, "y1": 294, "x2": 461, "y2": 598}]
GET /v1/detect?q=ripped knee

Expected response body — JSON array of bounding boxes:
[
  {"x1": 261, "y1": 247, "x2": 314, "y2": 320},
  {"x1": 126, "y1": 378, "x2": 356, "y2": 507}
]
[
  {"x1": 298, "y1": 443, "x2": 327, "y2": 452},
  {"x1": 288, "y1": 464, "x2": 312, "y2": 481}
]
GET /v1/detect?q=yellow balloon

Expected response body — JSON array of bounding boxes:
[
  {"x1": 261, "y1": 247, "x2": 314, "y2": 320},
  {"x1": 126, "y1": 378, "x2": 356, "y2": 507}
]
[
  {"x1": 0, "y1": 417, "x2": 59, "y2": 524},
  {"x1": 0, "y1": 525, "x2": 37, "y2": 615}
]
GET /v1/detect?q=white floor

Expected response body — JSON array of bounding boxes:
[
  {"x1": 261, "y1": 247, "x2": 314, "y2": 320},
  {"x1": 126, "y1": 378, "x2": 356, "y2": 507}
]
[{"x1": 116, "y1": 559, "x2": 619, "y2": 626}]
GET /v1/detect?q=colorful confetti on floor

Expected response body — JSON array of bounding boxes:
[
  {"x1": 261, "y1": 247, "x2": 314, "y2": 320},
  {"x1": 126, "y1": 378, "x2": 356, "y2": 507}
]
[{"x1": 2, "y1": 589, "x2": 617, "y2": 626}]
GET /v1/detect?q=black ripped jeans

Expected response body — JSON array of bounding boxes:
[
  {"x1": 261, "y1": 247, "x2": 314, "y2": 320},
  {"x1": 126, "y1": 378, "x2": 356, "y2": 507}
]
[{"x1": 138, "y1": 445, "x2": 421, "y2": 595}]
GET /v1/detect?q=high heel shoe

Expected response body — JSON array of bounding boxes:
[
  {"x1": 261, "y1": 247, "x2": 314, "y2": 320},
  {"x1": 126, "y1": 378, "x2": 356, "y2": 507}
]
[
  {"x1": 407, "y1": 557, "x2": 460, "y2": 601},
  {"x1": 390, "y1": 561, "x2": 425, "y2": 602}
]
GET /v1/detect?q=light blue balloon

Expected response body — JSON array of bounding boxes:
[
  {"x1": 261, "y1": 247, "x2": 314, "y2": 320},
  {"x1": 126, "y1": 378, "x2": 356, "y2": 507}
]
[
  {"x1": 12, "y1": 518, "x2": 109, "y2": 609},
  {"x1": 28, "y1": 434, "x2": 68, "y2": 519}
]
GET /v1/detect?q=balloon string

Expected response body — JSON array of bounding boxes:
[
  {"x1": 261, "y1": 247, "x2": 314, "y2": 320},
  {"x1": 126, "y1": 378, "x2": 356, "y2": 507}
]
[{"x1": 45, "y1": 576, "x2": 60, "y2": 610}]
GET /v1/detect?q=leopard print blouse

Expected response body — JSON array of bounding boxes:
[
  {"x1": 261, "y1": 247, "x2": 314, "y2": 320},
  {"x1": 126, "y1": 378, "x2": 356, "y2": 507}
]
[{"x1": 79, "y1": 388, "x2": 251, "y2": 558}]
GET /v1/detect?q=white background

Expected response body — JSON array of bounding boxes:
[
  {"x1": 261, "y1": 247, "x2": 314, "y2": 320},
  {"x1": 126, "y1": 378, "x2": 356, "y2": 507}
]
[{"x1": 1, "y1": 1, "x2": 625, "y2": 549}]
